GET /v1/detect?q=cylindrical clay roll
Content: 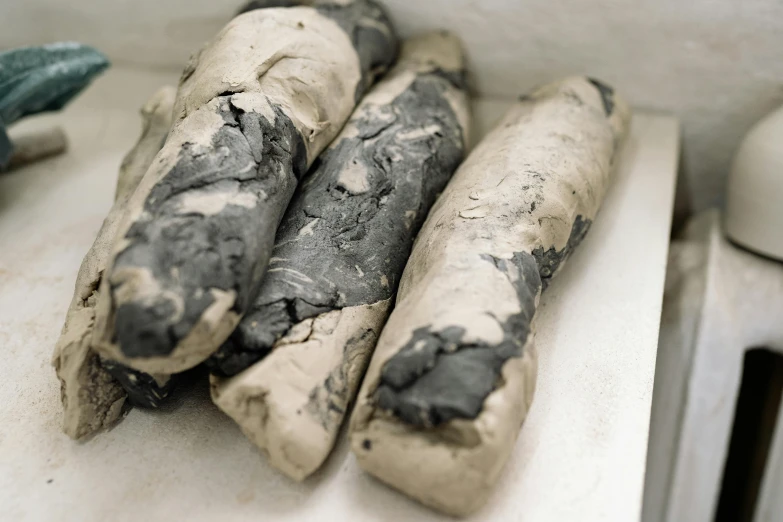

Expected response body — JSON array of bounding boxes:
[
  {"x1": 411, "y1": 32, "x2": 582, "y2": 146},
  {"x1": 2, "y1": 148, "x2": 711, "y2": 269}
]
[
  {"x1": 5, "y1": 127, "x2": 67, "y2": 171},
  {"x1": 349, "y1": 77, "x2": 631, "y2": 516},
  {"x1": 208, "y1": 32, "x2": 470, "y2": 481},
  {"x1": 52, "y1": 86, "x2": 176, "y2": 439},
  {"x1": 91, "y1": 0, "x2": 398, "y2": 375}
]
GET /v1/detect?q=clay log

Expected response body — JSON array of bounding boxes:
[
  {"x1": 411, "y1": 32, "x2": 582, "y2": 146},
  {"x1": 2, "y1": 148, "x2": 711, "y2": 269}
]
[
  {"x1": 4, "y1": 127, "x2": 68, "y2": 170},
  {"x1": 209, "y1": 32, "x2": 470, "y2": 480},
  {"x1": 349, "y1": 77, "x2": 631, "y2": 516},
  {"x1": 52, "y1": 86, "x2": 176, "y2": 439},
  {"x1": 92, "y1": 0, "x2": 397, "y2": 375}
]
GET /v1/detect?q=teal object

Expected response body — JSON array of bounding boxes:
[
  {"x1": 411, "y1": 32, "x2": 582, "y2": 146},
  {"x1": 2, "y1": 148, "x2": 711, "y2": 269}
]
[{"x1": 0, "y1": 42, "x2": 110, "y2": 169}]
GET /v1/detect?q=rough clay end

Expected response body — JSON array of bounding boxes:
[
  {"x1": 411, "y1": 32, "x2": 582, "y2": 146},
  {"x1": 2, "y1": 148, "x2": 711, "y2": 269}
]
[{"x1": 211, "y1": 300, "x2": 389, "y2": 480}]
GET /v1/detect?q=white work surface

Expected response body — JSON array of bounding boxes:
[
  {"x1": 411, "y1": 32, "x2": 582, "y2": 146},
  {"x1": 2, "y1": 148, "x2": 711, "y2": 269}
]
[{"x1": 0, "y1": 68, "x2": 679, "y2": 522}]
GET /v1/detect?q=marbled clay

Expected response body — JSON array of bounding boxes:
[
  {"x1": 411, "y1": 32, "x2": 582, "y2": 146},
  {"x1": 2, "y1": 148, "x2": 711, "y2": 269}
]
[
  {"x1": 209, "y1": 33, "x2": 470, "y2": 481},
  {"x1": 91, "y1": 0, "x2": 398, "y2": 375}
]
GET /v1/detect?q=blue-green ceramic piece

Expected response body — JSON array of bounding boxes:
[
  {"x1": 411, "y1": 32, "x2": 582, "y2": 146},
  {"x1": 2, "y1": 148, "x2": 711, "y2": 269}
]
[{"x1": 0, "y1": 42, "x2": 110, "y2": 169}]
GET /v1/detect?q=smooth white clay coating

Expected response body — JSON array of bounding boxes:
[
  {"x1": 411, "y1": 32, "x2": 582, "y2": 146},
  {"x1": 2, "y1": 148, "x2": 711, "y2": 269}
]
[
  {"x1": 210, "y1": 33, "x2": 469, "y2": 481},
  {"x1": 91, "y1": 1, "x2": 397, "y2": 375},
  {"x1": 52, "y1": 87, "x2": 176, "y2": 439},
  {"x1": 350, "y1": 77, "x2": 631, "y2": 516}
]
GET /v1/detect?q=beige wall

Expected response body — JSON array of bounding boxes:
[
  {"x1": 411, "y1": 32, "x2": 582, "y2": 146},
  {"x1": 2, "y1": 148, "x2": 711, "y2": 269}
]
[{"x1": 2, "y1": 0, "x2": 782, "y2": 212}]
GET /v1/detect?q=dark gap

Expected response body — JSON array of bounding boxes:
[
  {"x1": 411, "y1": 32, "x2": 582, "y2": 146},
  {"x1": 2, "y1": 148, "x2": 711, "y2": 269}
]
[{"x1": 715, "y1": 348, "x2": 783, "y2": 522}]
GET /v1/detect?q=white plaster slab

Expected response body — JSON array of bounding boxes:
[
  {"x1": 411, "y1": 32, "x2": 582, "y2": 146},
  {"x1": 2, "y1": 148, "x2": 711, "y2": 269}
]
[
  {"x1": 644, "y1": 211, "x2": 783, "y2": 522},
  {"x1": 0, "y1": 68, "x2": 678, "y2": 522}
]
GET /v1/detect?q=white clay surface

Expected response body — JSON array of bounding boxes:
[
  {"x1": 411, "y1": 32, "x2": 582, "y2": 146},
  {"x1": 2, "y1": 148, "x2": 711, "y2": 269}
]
[
  {"x1": 212, "y1": 300, "x2": 390, "y2": 481},
  {"x1": 0, "y1": 67, "x2": 677, "y2": 522}
]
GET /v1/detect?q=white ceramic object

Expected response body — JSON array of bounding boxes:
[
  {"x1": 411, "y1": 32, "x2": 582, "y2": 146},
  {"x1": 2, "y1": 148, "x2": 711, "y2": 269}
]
[
  {"x1": 725, "y1": 105, "x2": 783, "y2": 261},
  {"x1": 644, "y1": 210, "x2": 783, "y2": 522}
]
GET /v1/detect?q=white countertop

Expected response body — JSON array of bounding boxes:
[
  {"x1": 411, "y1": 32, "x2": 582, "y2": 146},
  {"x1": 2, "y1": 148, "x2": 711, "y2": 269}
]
[{"x1": 0, "y1": 68, "x2": 679, "y2": 522}]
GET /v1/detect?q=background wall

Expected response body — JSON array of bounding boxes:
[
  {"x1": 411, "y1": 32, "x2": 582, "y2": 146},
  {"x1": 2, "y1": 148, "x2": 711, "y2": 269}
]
[{"x1": 2, "y1": 0, "x2": 782, "y2": 212}]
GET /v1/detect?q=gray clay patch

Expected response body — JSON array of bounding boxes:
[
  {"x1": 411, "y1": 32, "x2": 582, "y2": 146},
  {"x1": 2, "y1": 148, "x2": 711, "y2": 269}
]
[
  {"x1": 207, "y1": 72, "x2": 466, "y2": 377},
  {"x1": 587, "y1": 78, "x2": 615, "y2": 116},
  {"x1": 111, "y1": 97, "x2": 305, "y2": 360},
  {"x1": 376, "y1": 215, "x2": 596, "y2": 427},
  {"x1": 236, "y1": 0, "x2": 303, "y2": 12},
  {"x1": 304, "y1": 328, "x2": 376, "y2": 431},
  {"x1": 101, "y1": 359, "x2": 176, "y2": 409},
  {"x1": 532, "y1": 215, "x2": 591, "y2": 290},
  {"x1": 313, "y1": 1, "x2": 397, "y2": 101},
  {"x1": 375, "y1": 252, "x2": 541, "y2": 427}
]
